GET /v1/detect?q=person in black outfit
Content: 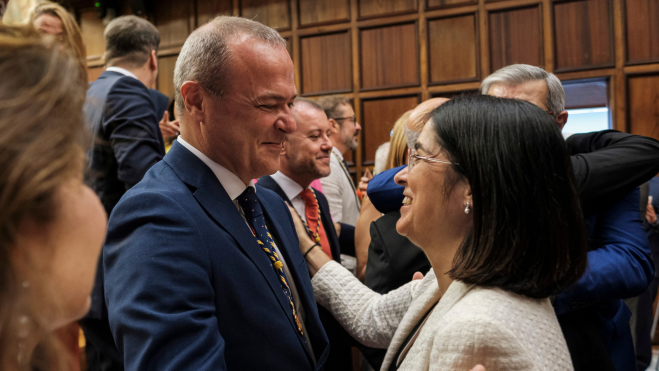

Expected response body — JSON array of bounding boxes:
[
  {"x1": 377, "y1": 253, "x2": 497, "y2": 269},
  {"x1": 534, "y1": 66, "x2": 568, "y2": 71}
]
[{"x1": 80, "y1": 15, "x2": 163, "y2": 371}]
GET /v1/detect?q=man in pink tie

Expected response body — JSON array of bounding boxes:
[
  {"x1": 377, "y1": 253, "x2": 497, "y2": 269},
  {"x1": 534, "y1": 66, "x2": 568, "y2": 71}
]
[{"x1": 258, "y1": 97, "x2": 354, "y2": 371}]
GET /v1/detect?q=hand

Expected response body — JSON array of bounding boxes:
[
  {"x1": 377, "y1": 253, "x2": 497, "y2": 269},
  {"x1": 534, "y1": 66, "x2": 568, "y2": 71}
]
[
  {"x1": 470, "y1": 366, "x2": 486, "y2": 371},
  {"x1": 159, "y1": 111, "x2": 180, "y2": 138},
  {"x1": 286, "y1": 203, "x2": 314, "y2": 253},
  {"x1": 647, "y1": 197, "x2": 657, "y2": 224},
  {"x1": 412, "y1": 272, "x2": 424, "y2": 281},
  {"x1": 357, "y1": 168, "x2": 373, "y2": 193}
]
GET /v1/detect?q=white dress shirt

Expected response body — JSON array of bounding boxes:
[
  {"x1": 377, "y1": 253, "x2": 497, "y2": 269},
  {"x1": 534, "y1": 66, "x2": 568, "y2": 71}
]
[
  {"x1": 320, "y1": 147, "x2": 361, "y2": 226},
  {"x1": 105, "y1": 66, "x2": 138, "y2": 80},
  {"x1": 177, "y1": 138, "x2": 315, "y2": 362},
  {"x1": 270, "y1": 171, "x2": 310, "y2": 222}
]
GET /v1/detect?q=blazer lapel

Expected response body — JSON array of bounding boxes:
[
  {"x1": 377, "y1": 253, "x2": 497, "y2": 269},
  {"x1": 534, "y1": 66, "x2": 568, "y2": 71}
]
[
  {"x1": 258, "y1": 191, "x2": 324, "y2": 362},
  {"x1": 164, "y1": 142, "x2": 303, "y2": 342},
  {"x1": 381, "y1": 274, "x2": 472, "y2": 370}
]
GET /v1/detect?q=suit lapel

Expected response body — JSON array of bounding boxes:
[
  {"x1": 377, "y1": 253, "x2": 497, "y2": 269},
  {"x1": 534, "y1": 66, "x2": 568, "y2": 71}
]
[
  {"x1": 381, "y1": 274, "x2": 472, "y2": 370},
  {"x1": 258, "y1": 191, "x2": 323, "y2": 361},
  {"x1": 164, "y1": 143, "x2": 305, "y2": 344}
]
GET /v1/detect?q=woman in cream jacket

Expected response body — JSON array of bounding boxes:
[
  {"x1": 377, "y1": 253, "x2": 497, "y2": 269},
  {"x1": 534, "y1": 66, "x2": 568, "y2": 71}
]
[{"x1": 290, "y1": 95, "x2": 588, "y2": 371}]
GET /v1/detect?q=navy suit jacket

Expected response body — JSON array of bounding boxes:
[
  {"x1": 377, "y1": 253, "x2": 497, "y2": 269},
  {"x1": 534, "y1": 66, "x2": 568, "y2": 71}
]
[
  {"x1": 84, "y1": 71, "x2": 165, "y2": 322},
  {"x1": 257, "y1": 175, "x2": 341, "y2": 262},
  {"x1": 103, "y1": 141, "x2": 329, "y2": 371},
  {"x1": 84, "y1": 70, "x2": 165, "y2": 216}
]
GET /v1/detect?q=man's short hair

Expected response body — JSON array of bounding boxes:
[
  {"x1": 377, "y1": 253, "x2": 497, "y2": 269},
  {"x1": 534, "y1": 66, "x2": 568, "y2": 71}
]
[
  {"x1": 293, "y1": 97, "x2": 324, "y2": 113},
  {"x1": 104, "y1": 15, "x2": 160, "y2": 67},
  {"x1": 480, "y1": 64, "x2": 565, "y2": 117},
  {"x1": 316, "y1": 96, "x2": 351, "y2": 123},
  {"x1": 174, "y1": 16, "x2": 286, "y2": 113}
]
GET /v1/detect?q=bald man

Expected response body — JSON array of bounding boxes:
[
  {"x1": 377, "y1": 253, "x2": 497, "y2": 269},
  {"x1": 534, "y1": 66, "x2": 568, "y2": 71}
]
[{"x1": 366, "y1": 98, "x2": 449, "y2": 213}]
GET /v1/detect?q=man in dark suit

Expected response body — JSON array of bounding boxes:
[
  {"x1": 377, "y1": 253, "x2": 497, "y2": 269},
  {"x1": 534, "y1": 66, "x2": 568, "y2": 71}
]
[
  {"x1": 258, "y1": 97, "x2": 353, "y2": 371},
  {"x1": 103, "y1": 17, "x2": 328, "y2": 371},
  {"x1": 81, "y1": 15, "x2": 163, "y2": 371}
]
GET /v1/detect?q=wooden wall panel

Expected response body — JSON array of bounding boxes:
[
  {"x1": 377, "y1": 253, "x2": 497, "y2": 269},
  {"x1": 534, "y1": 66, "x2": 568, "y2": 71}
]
[
  {"x1": 554, "y1": 0, "x2": 614, "y2": 72},
  {"x1": 155, "y1": 1, "x2": 193, "y2": 47},
  {"x1": 361, "y1": 95, "x2": 419, "y2": 165},
  {"x1": 627, "y1": 74, "x2": 659, "y2": 140},
  {"x1": 301, "y1": 32, "x2": 352, "y2": 94},
  {"x1": 360, "y1": 23, "x2": 419, "y2": 90},
  {"x1": 358, "y1": 0, "x2": 417, "y2": 19},
  {"x1": 87, "y1": 67, "x2": 105, "y2": 83},
  {"x1": 489, "y1": 6, "x2": 543, "y2": 72},
  {"x1": 625, "y1": 0, "x2": 659, "y2": 64},
  {"x1": 298, "y1": 0, "x2": 350, "y2": 27},
  {"x1": 197, "y1": 0, "x2": 233, "y2": 27},
  {"x1": 157, "y1": 56, "x2": 178, "y2": 99},
  {"x1": 240, "y1": 0, "x2": 290, "y2": 30},
  {"x1": 428, "y1": 14, "x2": 478, "y2": 85},
  {"x1": 79, "y1": 8, "x2": 105, "y2": 58},
  {"x1": 427, "y1": 0, "x2": 476, "y2": 9}
]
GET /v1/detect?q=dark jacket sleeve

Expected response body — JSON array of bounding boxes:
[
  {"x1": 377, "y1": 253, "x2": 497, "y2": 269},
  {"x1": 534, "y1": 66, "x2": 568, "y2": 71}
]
[
  {"x1": 104, "y1": 77, "x2": 165, "y2": 189},
  {"x1": 366, "y1": 165, "x2": 406, "y2": 214},
  {"x1": 104, "y1": 191, "x2": 227, "y2": 371},
  {"x1": 553, "y1": 188, "x2": 654, "y2": 315},
  {"x1": 567, "y1": 130, "x2": 659, "y2": 214}
]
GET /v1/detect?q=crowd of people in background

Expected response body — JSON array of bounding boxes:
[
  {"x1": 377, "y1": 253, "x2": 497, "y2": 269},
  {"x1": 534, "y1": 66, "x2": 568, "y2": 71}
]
[{"x1": 2, "y1": 3, "x2": 659, "y2": 371}]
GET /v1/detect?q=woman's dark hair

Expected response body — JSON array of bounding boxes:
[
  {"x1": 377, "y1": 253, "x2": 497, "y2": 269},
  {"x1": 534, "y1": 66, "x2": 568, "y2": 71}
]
[{"x1": 432, "y1": 95, "x2": 588, "y2": 298}]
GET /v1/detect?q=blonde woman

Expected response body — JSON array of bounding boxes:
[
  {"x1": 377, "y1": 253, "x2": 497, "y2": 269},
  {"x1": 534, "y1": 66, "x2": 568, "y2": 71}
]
[
  {"x1": 31, "y1": 1, "x2": 88, "y2": 85},
  {"x1": 0, "y1": 25, "x2": 105, "y2": 370}
]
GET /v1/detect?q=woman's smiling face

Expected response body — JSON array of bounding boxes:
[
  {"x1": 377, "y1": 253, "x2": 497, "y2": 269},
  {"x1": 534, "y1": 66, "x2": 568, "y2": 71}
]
[{"x1": 395, "y1": 121, "x2": 471, "y2": 252}]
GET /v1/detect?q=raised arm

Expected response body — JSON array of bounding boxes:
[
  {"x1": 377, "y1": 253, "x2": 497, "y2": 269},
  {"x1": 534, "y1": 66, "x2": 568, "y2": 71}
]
[
  {"x1": 567, "y1": 130, "x2": 659, "y2": 214},
  {"x1": 104, "y1": 192, "x2": 226, "y2": 370}
]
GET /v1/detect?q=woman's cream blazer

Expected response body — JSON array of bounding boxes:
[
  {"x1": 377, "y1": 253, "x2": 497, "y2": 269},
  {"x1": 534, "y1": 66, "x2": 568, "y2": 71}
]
[{"x1": 312, "y1": 261, "x2": 573, "y2": 371}]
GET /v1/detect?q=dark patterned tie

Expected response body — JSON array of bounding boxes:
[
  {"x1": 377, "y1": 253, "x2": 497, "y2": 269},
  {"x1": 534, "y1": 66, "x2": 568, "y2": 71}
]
[{"x1": 237, "y1": 186, "x2": 304, "y2": 336}]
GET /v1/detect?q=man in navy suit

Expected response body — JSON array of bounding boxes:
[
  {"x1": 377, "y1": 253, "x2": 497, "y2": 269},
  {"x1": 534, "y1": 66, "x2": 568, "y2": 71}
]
[
  {"x1": 258, "y1": 97, "x2": 353, "y2": 371},
  {"x1": 81, "y1": 15, "x2": 163, "y2": 371},
  {"x1": 103, "y1": 17, "x2": 329, "y2": 371}
]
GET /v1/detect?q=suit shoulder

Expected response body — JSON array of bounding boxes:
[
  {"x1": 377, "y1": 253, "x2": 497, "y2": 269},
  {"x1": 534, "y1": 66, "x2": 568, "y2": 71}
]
[{"x1": 257, "y1": 185, "x2": 285, "y2": 205}]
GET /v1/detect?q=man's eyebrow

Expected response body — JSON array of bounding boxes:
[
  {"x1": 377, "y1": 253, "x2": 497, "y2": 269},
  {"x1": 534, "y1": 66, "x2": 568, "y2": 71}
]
[{"x1": 257, "y1": 94, "x2": 297, "y2": 102}]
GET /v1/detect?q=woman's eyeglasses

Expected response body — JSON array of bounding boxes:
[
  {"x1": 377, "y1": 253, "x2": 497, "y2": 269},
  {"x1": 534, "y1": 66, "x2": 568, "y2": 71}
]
[{"x1": 408, "y1": 150, "x2": 457, "y2": 171}]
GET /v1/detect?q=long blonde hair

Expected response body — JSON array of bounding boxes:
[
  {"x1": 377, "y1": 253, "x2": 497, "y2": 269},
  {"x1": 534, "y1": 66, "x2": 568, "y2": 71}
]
[
  {"x1": 30, "y1": 1, "x2": 88, "y2": 86},
  {"x1": 0, "y1": 24, "x2": 86, "y2": 371},
  {"x1": 384, "y1": 110, "x2": 412, "y2": 171}
]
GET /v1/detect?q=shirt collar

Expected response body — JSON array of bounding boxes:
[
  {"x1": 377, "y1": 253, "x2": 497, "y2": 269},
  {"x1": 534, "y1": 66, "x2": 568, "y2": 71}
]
[
  {"x1": 331, "y1": 146, "x2": 344, "y2": 160},
  {"x1": 106, "y1": 66, "x2": 138, "y2": 80},
  {"x1": 177, "y1": 137, "x2": 254, "y2": 200},
  {"x1": 270, "y1": 171, "x2": 306, "y2": 201}
]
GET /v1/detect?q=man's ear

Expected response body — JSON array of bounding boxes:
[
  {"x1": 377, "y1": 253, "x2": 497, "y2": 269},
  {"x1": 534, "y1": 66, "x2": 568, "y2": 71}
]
[
  {"x1": 149, "y1": 50, "x2": 158, "y2": 72},
  {"x1": 555, "y1": 111, "x2": 568, "y2": 131},
  {"x1": 328, "y1": 118, "x2": 340, "y2": 133},
  {"x1": 180, "y1": 81, "x2": 205, "y2": 123}
]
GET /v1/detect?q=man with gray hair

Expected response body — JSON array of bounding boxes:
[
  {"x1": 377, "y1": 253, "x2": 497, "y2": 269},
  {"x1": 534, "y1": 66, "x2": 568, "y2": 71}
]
[
  {"x1": 81, "y1": 15, "x2": 164, "y2": 371},
  {"x1": 483, "y1": 64, "x2": 657, "y2": 371},
  {"x1": 102, "y1": 17, "x2": 329, "y2": 370}
]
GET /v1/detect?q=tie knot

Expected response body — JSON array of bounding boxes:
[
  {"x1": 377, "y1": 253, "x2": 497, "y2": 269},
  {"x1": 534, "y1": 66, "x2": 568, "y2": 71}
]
[
  {"x1": 237, "y1": 186, "x2": 262, "y2": 220},
  {"x1": 299, "y1": 189, "x2": 318, "y2": 208}
]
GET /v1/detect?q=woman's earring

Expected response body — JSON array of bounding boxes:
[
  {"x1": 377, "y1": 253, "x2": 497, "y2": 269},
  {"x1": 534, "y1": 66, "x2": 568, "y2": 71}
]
[{"x1": 464, "y1": 202, "x2": 471, "y2": 214}]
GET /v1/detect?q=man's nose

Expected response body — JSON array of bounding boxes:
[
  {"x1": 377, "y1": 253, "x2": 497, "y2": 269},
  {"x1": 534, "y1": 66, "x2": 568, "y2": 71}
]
[{"x1": 277, "y1": 111, "x2": 297, "y2": 134}]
